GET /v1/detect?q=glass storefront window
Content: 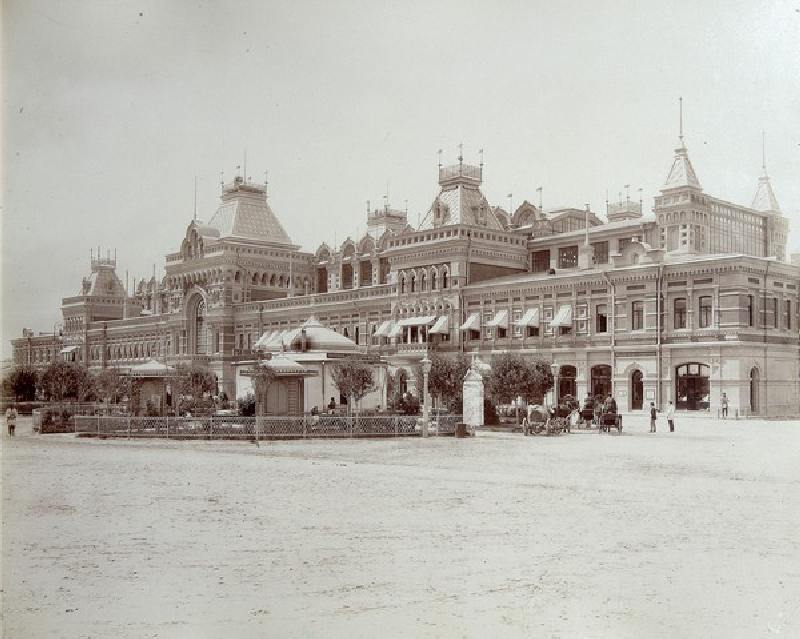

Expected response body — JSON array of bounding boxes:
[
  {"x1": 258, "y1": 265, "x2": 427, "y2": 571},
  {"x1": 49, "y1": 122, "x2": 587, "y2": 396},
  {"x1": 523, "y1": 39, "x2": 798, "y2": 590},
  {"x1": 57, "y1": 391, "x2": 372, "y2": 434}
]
[{"x1": 675, "y1": 363, "x2": 710, "y2": 410}]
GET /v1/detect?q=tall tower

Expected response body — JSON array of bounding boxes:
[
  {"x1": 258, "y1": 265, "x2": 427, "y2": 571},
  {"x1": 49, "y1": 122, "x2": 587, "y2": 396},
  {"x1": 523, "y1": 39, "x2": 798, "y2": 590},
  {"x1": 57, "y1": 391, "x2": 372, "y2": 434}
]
[
  {"x1": 654, "y1": 99, "x2": 707, "y2": 254},
  {"x1": 751, "y1": 132, "x2": 788, "y2": 261}
]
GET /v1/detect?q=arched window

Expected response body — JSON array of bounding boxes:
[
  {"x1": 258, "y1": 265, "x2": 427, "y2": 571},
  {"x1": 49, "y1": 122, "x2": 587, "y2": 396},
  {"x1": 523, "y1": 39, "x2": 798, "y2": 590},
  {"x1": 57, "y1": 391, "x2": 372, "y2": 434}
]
[
  {"x1": 420, "y1": 271, "x2": 427, "y2": 291},
  {"x1": 431, "y1": 269, "x2": 438, "y2": 290},
  {"x1": 234, "y1": 271, "x2": 241, "y2": 283},
  {"x1": 410, "y1": 273, "x2": 416, "y2": 293},
  {"x1": 195, "y1": 299, "x2": 208, "y2": 354},
  {"x1": 442, "y1": 268, "x2": 449, "y2": 289}
]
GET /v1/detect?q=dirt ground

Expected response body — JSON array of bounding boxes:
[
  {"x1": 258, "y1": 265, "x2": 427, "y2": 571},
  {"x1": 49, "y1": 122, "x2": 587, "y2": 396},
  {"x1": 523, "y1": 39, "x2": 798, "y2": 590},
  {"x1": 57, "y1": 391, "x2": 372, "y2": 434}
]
[{"x1": 2, "y1": 414, "x2": 799, "y2": 638}]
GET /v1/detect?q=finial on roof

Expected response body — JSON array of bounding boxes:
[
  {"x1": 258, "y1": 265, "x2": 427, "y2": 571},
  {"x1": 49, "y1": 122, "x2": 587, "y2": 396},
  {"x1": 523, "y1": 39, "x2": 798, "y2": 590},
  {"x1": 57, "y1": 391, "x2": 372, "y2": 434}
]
[
  {"x1": 762, "y1": 129, "x2": 767, "y2": 175},
  {"x1": 437, "y1": 149, "x2": 443, "y2": 169},
  {"x1": 193, "y1": 175, "x2": 197, "y2": 221},
  {"x1": 458, "y1": 142, "x2": 463, "y2": 166},
  {"x1": 219, "y1": 170, "x2": 224, "y2": 192},
  {"x1": 679, "y1": 96, "x2": 684, "y2": 145},
  {"x1": 243, "y1": 148, "x2": 247, "y2": 184}
]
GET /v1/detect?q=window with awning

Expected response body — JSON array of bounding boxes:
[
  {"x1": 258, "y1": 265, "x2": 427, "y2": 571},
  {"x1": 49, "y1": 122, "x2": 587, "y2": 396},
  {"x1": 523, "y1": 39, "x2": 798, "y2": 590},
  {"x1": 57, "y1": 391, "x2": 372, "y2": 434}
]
[
  {"x1": 513, "y1": 308, "x2": 540, "y2": 327},
  {"x1": 429, "y1": 316, "x2": 449, "y2": 334},
  {"x1": 485, "y1": 309, "x2": 508, "y2": 327},
  {"x1": 387, "y1": 322, "x2": 403, "y2": 338},
  {"x1": 460, "y1": 313, "x2": 480, "y2": 331},
  {"x1": 60, "y1": 346, "x2": 79, "y2": 354},
  {"x1": 373, "y1": 319, "x2": 393, "y2": 337},
  {"x1": 549, "y1": 304, "x2": 573, "y2": 327}
]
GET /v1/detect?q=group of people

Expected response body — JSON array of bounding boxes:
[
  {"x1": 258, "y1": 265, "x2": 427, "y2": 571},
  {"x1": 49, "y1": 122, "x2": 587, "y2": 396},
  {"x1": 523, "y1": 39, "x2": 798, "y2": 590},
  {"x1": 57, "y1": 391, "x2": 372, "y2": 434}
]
[{"x1": 649, "y1": 401, "x2": 676, "y2": 433}]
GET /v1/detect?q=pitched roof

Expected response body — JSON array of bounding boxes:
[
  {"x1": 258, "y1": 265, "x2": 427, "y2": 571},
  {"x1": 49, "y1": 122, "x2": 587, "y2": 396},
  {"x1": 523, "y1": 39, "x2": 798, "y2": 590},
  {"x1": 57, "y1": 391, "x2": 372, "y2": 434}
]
[
  {"x1": 752, "y1": 175, "x2": 781, "y2": 213},
  {"x1": 207, "y1": 179, "x2": 292, "y2": 245},
  {"x1": 663, "y1": 144, "x2": 701, "y2": 190}
]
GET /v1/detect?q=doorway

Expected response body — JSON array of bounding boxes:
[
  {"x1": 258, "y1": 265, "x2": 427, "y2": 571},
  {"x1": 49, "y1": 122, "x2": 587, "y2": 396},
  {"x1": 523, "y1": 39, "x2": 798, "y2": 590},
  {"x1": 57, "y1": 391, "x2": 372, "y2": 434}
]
[
  {"x1": 749, "y1": 367, "x2": 759, "y2": 415},
  {"x1": 631, "y1": 370, "x2": 644, "y2": 410}
]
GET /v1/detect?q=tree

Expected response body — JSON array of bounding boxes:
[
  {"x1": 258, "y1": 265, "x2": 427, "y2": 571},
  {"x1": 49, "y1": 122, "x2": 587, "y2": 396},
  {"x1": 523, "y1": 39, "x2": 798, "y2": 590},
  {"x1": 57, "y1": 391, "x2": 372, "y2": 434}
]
[
  {"x1": 94, "y1": 368, "x2": 131, "y2": 404},
  {"x1": 174, "y1": 364, "x2": 216, "y2": 398},
  {"x1": 329, "y1": 358, "x2": 376, "y2": 412},
  {"x1": 3, "y1": 367, "x2": 38, "y2": 401},
  {"x1": 39, "y1": 361, "x2": 95, "y2": 402},
  {"x1": 426, "y1": 353, "x2": 470, "y2": 412},
  {"x1": 483, "y1": 353, "x2": 553, "y2": 423}
]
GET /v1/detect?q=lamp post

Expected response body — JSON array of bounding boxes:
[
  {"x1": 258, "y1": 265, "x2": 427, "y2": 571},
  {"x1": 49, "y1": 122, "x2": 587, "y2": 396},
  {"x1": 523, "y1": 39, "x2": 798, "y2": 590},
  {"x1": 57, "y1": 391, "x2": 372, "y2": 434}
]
[
  {"x1": 421, "y1": 353, "x2": 432, "y2": 437},
  {"x1": 550, "y1": 362, "x2": 560, "y2": 410}
]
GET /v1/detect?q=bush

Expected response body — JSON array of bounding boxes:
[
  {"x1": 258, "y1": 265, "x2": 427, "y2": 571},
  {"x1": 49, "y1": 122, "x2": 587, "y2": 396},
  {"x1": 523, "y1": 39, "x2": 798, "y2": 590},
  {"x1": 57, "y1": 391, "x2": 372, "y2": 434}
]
[
  {"x1": 181, "y1": 397, "x2": 216, "y2": 416},
  {"x1": 389, "y1": 392, "x2": 420, "y2": 416},
  {"x1": 238, "y1": 392, "x2": 256, "y2": 417}
]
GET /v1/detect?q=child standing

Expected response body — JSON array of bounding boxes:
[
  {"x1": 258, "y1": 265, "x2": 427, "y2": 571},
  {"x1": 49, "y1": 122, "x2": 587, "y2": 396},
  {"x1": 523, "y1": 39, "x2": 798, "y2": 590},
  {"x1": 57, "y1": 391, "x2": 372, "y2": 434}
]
[{"x1": 649, "y1": 402, "x2": 657, "y2": 433}]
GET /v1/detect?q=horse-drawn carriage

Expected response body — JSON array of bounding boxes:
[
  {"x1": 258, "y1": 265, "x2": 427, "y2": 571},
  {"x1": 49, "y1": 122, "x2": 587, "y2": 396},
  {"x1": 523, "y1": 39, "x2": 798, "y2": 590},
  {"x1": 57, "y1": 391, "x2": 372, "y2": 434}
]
[
  {"x1": 598, "y1": 409, "x2": 623, "y2": 434},
  {"x1": 523, "y1": 404, "x2": 573, "y2": 436}
]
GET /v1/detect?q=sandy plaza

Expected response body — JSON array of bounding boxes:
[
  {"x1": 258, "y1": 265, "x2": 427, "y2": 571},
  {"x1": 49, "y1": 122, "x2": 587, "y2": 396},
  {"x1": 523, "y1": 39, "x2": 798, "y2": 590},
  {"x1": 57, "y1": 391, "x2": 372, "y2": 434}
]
[{"x1": 3, "y1": 415, "x2": 799, "y2": 638}]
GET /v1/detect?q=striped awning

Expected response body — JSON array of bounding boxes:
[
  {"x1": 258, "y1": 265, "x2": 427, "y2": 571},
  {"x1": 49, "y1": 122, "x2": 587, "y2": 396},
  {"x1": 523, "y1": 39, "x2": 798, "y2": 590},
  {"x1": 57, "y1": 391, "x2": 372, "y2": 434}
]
[
  {"x1": 387, "y1": 322, "x2": 403, "y2": 338},
  {"x1": 429, "y1": 316, "x2": 449, "y2": 334},
  {"x1": 460, "y1": 313, "x2": 480, "y2": 331},
  {"x1": 513, "y1": 308, "x2": 540, "y2": 327},
  {"x1": 373, "y1": 320, "x2": 393, "y2": 337},
  {"x1": 549, "y1": 304, "x2": 573, "y2": 327},
  {"x1": 485, "y1": 309, "x2": 508, "y2": 327},
  {"x1": 398, "y1": 316, "x2": 437, "y2": 327}
]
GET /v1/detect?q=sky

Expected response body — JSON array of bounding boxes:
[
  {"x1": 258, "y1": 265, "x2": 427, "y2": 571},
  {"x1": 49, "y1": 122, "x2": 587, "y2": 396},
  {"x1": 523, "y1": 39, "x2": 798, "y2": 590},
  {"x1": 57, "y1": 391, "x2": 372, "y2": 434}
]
[{"x1": 3, "y1": 0, "x2": 800, "y2": 357}]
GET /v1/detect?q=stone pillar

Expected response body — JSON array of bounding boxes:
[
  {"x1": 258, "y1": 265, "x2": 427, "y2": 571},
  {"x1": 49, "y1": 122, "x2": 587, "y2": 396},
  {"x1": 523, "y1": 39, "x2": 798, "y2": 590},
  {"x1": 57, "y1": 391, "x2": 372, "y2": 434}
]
[{"x1": 463, "y1": 367, "x2": 484, "y2": 429}]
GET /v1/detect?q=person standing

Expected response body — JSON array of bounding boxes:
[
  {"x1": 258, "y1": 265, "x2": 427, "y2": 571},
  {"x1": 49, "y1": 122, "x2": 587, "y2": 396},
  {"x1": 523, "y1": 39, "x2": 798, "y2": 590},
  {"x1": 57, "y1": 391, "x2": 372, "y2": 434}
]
[
  {"x1": 721, "y1": 392, "x2": 729, "y2": 419},
  {"x1": 6, "y1": 404, "x2": 18, "y2": 436},
  {"x1": 666, "y1": 401, "x2": 676, "y2": 432},
  {"x1": 649, "y1": 402, "x2": 657, "y2": 433}
]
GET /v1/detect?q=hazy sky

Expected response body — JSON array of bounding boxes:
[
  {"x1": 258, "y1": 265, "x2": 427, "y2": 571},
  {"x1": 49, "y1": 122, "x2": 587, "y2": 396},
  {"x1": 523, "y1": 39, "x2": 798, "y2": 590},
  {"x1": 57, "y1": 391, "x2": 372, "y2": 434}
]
[{"x1": 3, "y1": 0, "x2": 799, "y2": 356}]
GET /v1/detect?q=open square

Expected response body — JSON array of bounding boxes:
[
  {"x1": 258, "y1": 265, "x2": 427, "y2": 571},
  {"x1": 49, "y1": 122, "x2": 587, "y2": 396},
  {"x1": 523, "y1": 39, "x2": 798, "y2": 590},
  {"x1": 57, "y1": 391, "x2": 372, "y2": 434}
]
[{"x1": 3, "y1": 416, "x2": 798, "y2": 638}]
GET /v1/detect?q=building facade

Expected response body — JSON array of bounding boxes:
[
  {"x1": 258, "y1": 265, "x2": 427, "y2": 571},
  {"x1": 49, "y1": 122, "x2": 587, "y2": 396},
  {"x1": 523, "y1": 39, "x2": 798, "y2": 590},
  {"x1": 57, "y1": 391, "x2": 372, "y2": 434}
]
[{"x1": 12, "y1": 138, "x2": 799, "y2": 416}]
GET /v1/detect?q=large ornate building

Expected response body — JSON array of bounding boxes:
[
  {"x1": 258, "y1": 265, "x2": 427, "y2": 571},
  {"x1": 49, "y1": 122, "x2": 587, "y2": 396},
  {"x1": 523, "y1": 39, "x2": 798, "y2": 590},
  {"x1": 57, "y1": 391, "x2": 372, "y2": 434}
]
[{"x1": 12, "y1": 133, "x2": 799, "y2": 416}]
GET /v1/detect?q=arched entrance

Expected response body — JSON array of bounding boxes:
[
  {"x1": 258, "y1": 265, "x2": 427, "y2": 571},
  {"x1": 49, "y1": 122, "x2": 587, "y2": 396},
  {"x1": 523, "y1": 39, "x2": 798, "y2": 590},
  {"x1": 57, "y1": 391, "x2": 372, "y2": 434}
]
[
  {"x1": 675, "y1": 363, "x2": 710, "y2": 410},
  {"x1": 631, "y1": 369, "x2": 644, "y2": 410},
  {"x1": 591, "y1": 365, "x2": 612, "y2": 399},
  {"x1": 749, "y1": 367, "x2": 760, "y2": 415},
  {"x1": 186, "y1": 293, "x2": 209, "y2": 355},
  {"x1": 559, "y1": 365, "x2": 577, "y2": 401}
]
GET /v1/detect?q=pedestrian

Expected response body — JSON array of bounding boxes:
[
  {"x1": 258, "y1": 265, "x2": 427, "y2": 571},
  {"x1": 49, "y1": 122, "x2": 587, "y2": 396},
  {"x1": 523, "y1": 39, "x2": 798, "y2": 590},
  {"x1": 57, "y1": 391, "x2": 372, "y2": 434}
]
[
  {"x1": 721, "y1": 392, "x2": 729, "y2": 419},
  {"x1": 666, "y1": 400, "x2": 675, "y2": 432},
  {"x1": 649, "y1": 401, "x2": 657, "y2": 433},
  {"x1": 6, "y1": 404, "x2": 18, "y2": 436}
]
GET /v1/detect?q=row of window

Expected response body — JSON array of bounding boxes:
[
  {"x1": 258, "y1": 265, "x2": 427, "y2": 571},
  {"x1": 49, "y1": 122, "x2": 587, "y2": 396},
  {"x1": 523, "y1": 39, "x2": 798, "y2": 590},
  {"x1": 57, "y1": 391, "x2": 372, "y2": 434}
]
[{"x1": 530, "y1": 240, "x2": 618, "y2": 273}]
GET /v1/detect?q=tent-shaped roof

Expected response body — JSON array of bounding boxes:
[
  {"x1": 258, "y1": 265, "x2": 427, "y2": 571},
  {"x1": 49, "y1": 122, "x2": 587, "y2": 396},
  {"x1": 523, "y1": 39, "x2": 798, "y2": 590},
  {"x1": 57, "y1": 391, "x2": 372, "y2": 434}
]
[
  {"x1": 752, "y1": 175, "x2": 781, "y2": 213},
  {"x1": 207, "y1": 178, "x2": 293, "y2": 245},
  {"x1": 663, "y1": 144, "x2": 702, "y2": 191},
  {"x1": 127, "y1": 358, "x2": 175, "y2": 377},
  {"x1": 256, "y1": 317, "x2": 359, "y2": 354}
]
